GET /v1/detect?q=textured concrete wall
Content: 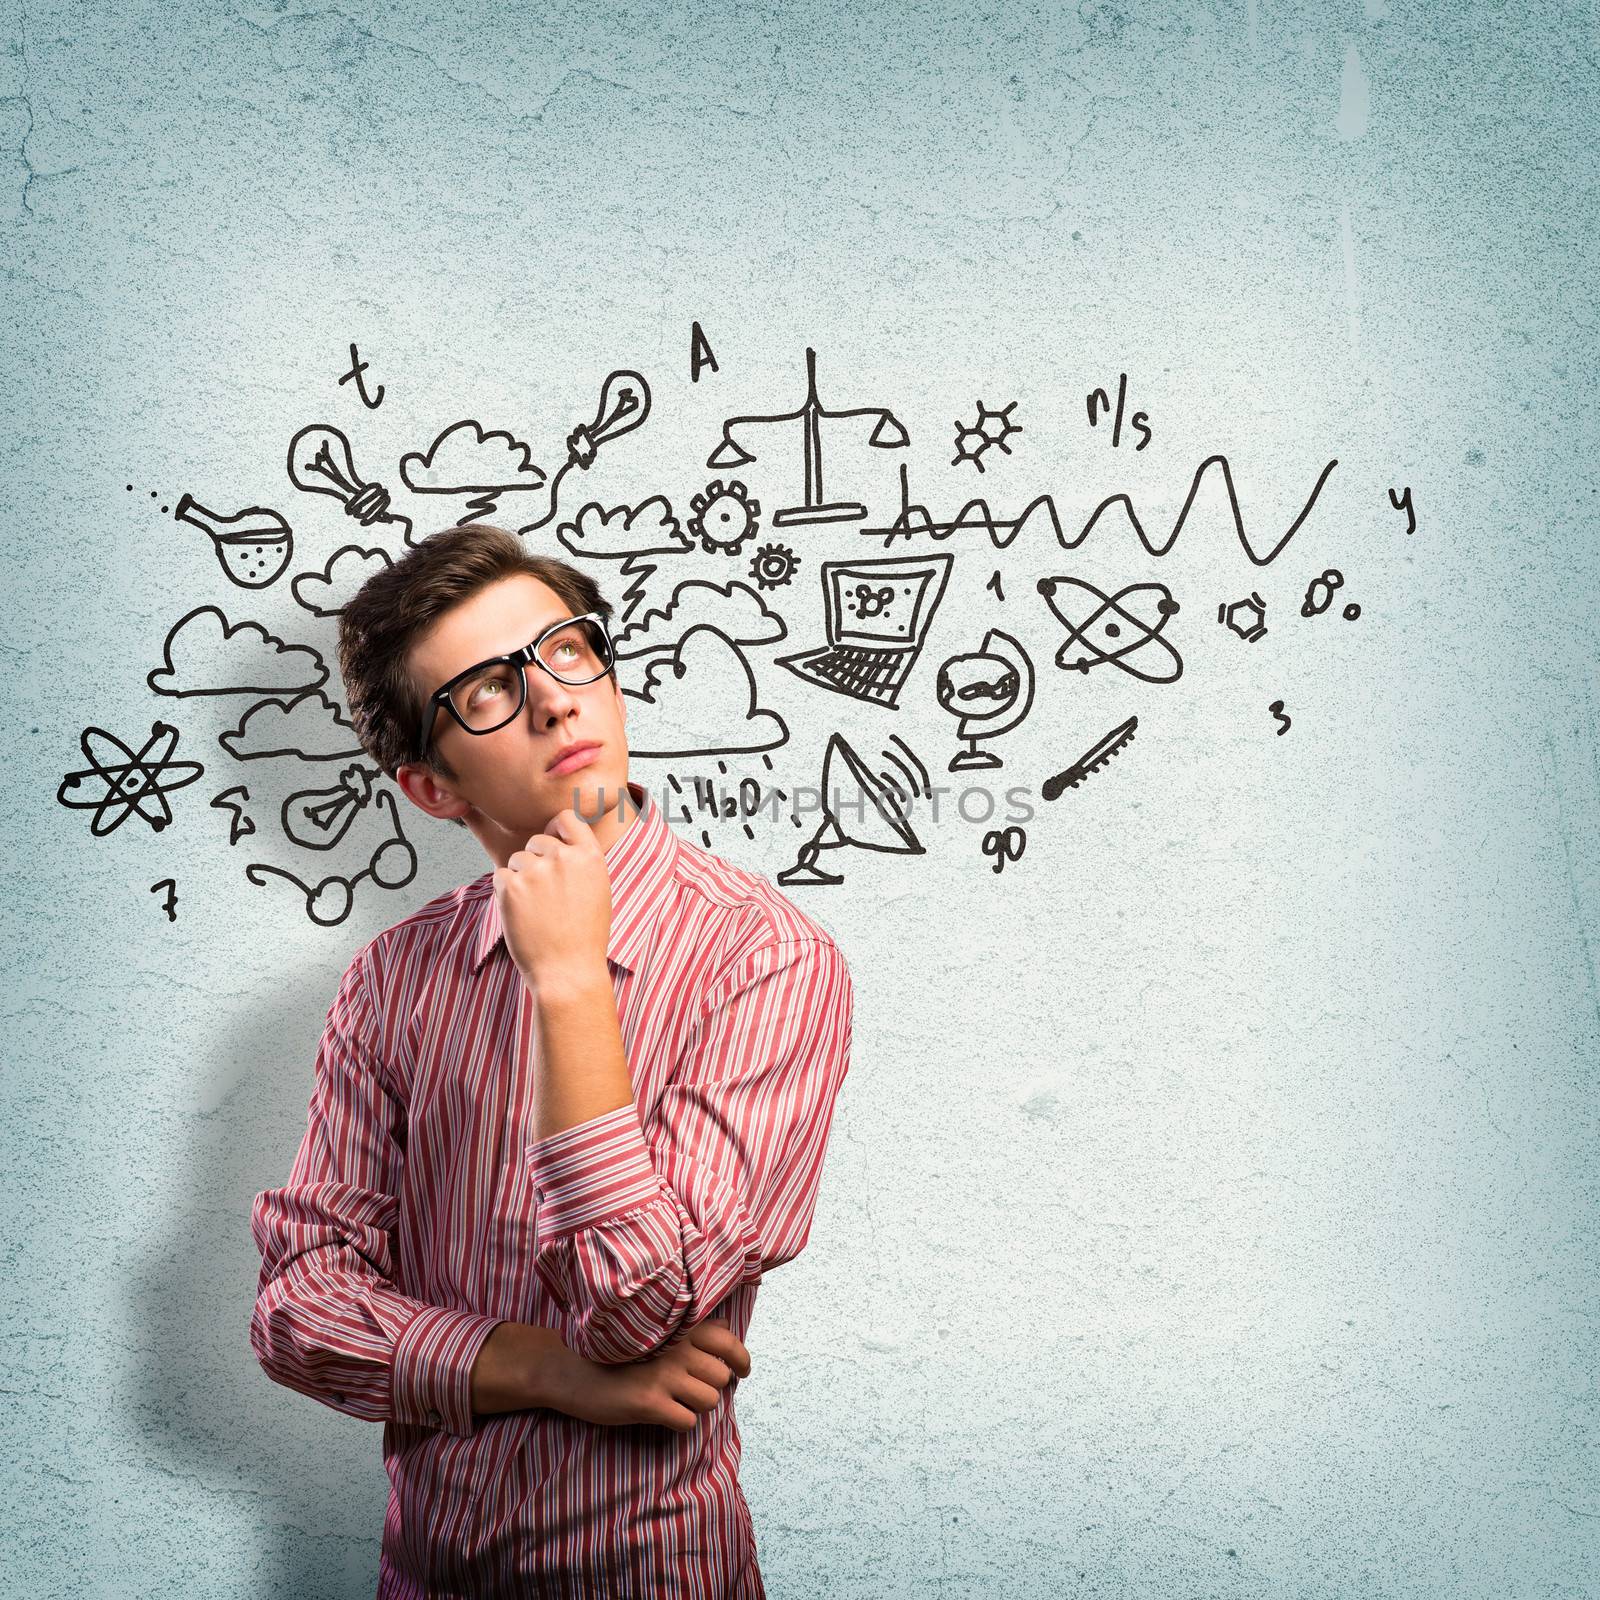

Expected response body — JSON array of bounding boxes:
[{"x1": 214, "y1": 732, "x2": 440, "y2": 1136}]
[{"x1": 4, "y1": 2, "x2": 1597, "y2": 1595}]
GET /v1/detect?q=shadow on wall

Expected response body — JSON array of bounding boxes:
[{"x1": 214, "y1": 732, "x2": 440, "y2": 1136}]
[{"x1": 123, "y1": 959, "x2": 389, "y2": 1599}]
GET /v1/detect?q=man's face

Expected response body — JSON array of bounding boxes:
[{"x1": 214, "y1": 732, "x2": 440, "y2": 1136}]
[{"x1": 395, "y1": 573, "x2": 630, "y2": 841}]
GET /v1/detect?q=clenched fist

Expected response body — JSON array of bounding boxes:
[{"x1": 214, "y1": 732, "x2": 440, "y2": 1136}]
[{"x1": 493, "y1": 808, "x2": 612, "y2": 992}]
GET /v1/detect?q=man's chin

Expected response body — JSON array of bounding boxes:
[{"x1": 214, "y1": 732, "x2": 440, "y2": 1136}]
[{"x1": 547, "y1": 774, "x2": 627, "y2": 820}]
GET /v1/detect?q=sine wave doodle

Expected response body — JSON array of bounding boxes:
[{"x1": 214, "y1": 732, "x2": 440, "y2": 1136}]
[{"x1": 862, "y1": 455, "x2": 1338, "y2": 565}]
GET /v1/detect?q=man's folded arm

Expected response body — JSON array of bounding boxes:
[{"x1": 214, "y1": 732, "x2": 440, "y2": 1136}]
[
  {"x1": 526, "y1": 935, "x2": 854, "y2": 1365},
  {"x1": 248, "y1": 950, "x2": 505, "y2": 1438}
]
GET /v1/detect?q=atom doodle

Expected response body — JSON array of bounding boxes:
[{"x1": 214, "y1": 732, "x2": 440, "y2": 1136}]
[
  {"x1": 1036, "y1": 577, "x2": 1184, "y2": 683},
  {"x1": 56, "y1": 721, "x2": 205, "y2": 836}
]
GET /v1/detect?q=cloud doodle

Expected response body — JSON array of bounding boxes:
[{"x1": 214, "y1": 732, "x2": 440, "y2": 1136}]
[
  {"x1": 218, "y1": 689, "x2": 366, "y2": 762},
  {"x1": 614, "y1": 579, "x2": 787, "y2": 659},
  {"x1": 556, "y1": 496, "x2": 692, "y2": 560},
  {"x1": 146, "y1": 606, "x2": 328, "y2": 698},
  {"x1": 622, "y1": 626, "x2": 789, "y2": 758},
  {"x1": 291, "y1": 544, "x2": 394, "y2": 617}
]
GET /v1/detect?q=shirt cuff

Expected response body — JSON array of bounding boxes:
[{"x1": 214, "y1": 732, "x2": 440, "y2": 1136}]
[
  {"x1": 390, "y1": 1303, "x2": 506, "y2": 1437},
  {"x1": 526, "y1": 1102, "x2": 663, "y2": 1238}
]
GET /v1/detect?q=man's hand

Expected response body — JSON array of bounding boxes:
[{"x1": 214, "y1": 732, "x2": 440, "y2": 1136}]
[
  {"x1": 546, "y1": 1317, "x2": 752, "y2": 1432},
  {"x1": 471, "y1": 1316, "x2": 751, "y2": 1433},
  {"x1": 493, "y1": 808, "x2": 613, "y2": 992}
]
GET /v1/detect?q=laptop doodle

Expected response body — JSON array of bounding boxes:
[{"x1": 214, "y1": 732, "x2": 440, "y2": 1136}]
[{"x1": 774, "y1": 553, "x2": 953, "y2": 708}]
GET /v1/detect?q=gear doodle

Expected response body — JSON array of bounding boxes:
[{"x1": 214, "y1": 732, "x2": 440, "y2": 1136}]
[
  {"x1": 688, "y1": 479, "x2": 761, "y2": 555},
  {"x1": 847, "y1": 583, "x2": 896, "y2": 621},
  {"x1": 951, "y1": 400, "x2": 1021, "y2": 473},
  {"x1": 747, "y1": 541, "x2": 800, "y2": 591},
  {"x1": 56, "y1": 721, "x2": 205, "y2": 836}
]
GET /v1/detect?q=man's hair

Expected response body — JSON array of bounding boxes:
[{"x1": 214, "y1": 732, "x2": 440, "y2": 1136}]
[{"x1": 337, "y1": 523, "x2": 617, "y2": 825}]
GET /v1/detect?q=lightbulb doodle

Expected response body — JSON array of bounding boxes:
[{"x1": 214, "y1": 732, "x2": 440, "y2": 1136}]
[
  {"x1": 57, "y1": 721, "x2": 206, "y2": 837},
  {"x1": 244, "y1": 787, "x2": 416, "y2": 927},
  {"x1": 513, "y1": 368, "x2": 652, "y2": 537},
  {"x1": 287, "y1": 423, "x2": 413, "y2": 545},
  {"x1": 1037, "y1": 576, "x2": 1184, "y2": 683},
  {"x1": 283, "y1": 763, "x2": 385, "y2": 850}
]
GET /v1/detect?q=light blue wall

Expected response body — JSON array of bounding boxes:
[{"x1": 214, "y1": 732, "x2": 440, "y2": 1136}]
[{"x1": 3, "y1": 2, "x2": 1596, "y2": 1594}]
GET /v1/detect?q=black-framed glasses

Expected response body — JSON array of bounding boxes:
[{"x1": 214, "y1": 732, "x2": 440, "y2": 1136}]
[{"x1": 412, "y1": 611, "x2": 616, "y2": 763}]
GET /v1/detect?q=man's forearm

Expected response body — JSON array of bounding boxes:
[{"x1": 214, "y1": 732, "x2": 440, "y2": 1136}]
[
  {"x1": 469, "y1": 1321, "x2": 575, "y2": 1415},
  {"x1": 528, "y1": 964, "x2": 635, "y2": 1143}
]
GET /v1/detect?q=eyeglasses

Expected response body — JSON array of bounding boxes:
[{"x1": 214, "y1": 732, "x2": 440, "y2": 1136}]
[{"x1": 412, "y1": 611, "x2": 616, "y2": 763}]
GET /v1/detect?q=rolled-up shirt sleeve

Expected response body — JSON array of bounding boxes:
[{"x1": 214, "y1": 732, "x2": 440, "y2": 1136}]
[
  {"x1": 525, "y1": 935, "x2": 853, "y2": 1365},
  {"x1": 249, "y1": 948, "x2": 504, "y2": 1437}
]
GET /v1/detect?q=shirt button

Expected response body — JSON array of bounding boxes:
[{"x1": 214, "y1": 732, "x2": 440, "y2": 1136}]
[
  {"x1": 332, "y1": 1391, "x2": 346, "y2": 1406},
  {"x1": 426, "y1": 1408, "x2": 442, "y2": 1427}
]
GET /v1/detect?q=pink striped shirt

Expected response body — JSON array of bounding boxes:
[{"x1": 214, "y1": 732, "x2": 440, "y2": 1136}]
[{"x1": 249, "y1": 781, "x2": 854, "y2": 1597}]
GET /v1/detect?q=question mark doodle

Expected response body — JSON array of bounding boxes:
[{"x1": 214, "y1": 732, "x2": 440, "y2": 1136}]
[
  {"x1": 1269, "y1": 700, "x2": 1291, "y2": 737},
  {"x1": 981, "y1": 825, "x2": 1027, "y2": 874}
]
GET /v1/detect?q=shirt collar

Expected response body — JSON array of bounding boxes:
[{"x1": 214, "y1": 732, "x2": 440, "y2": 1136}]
[{"x1": 466, "y1": 781, "x2": 677, "y2": 978}]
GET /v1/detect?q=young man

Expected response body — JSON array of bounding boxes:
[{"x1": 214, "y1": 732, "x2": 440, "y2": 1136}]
[{"x1": 249, "y1": 523, "x2": 855, "y2": 1598}]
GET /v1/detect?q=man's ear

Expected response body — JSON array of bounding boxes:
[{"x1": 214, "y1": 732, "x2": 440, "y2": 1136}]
[{"x1": 394, "y1": 760, "x2": 472, "y2": 823}]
